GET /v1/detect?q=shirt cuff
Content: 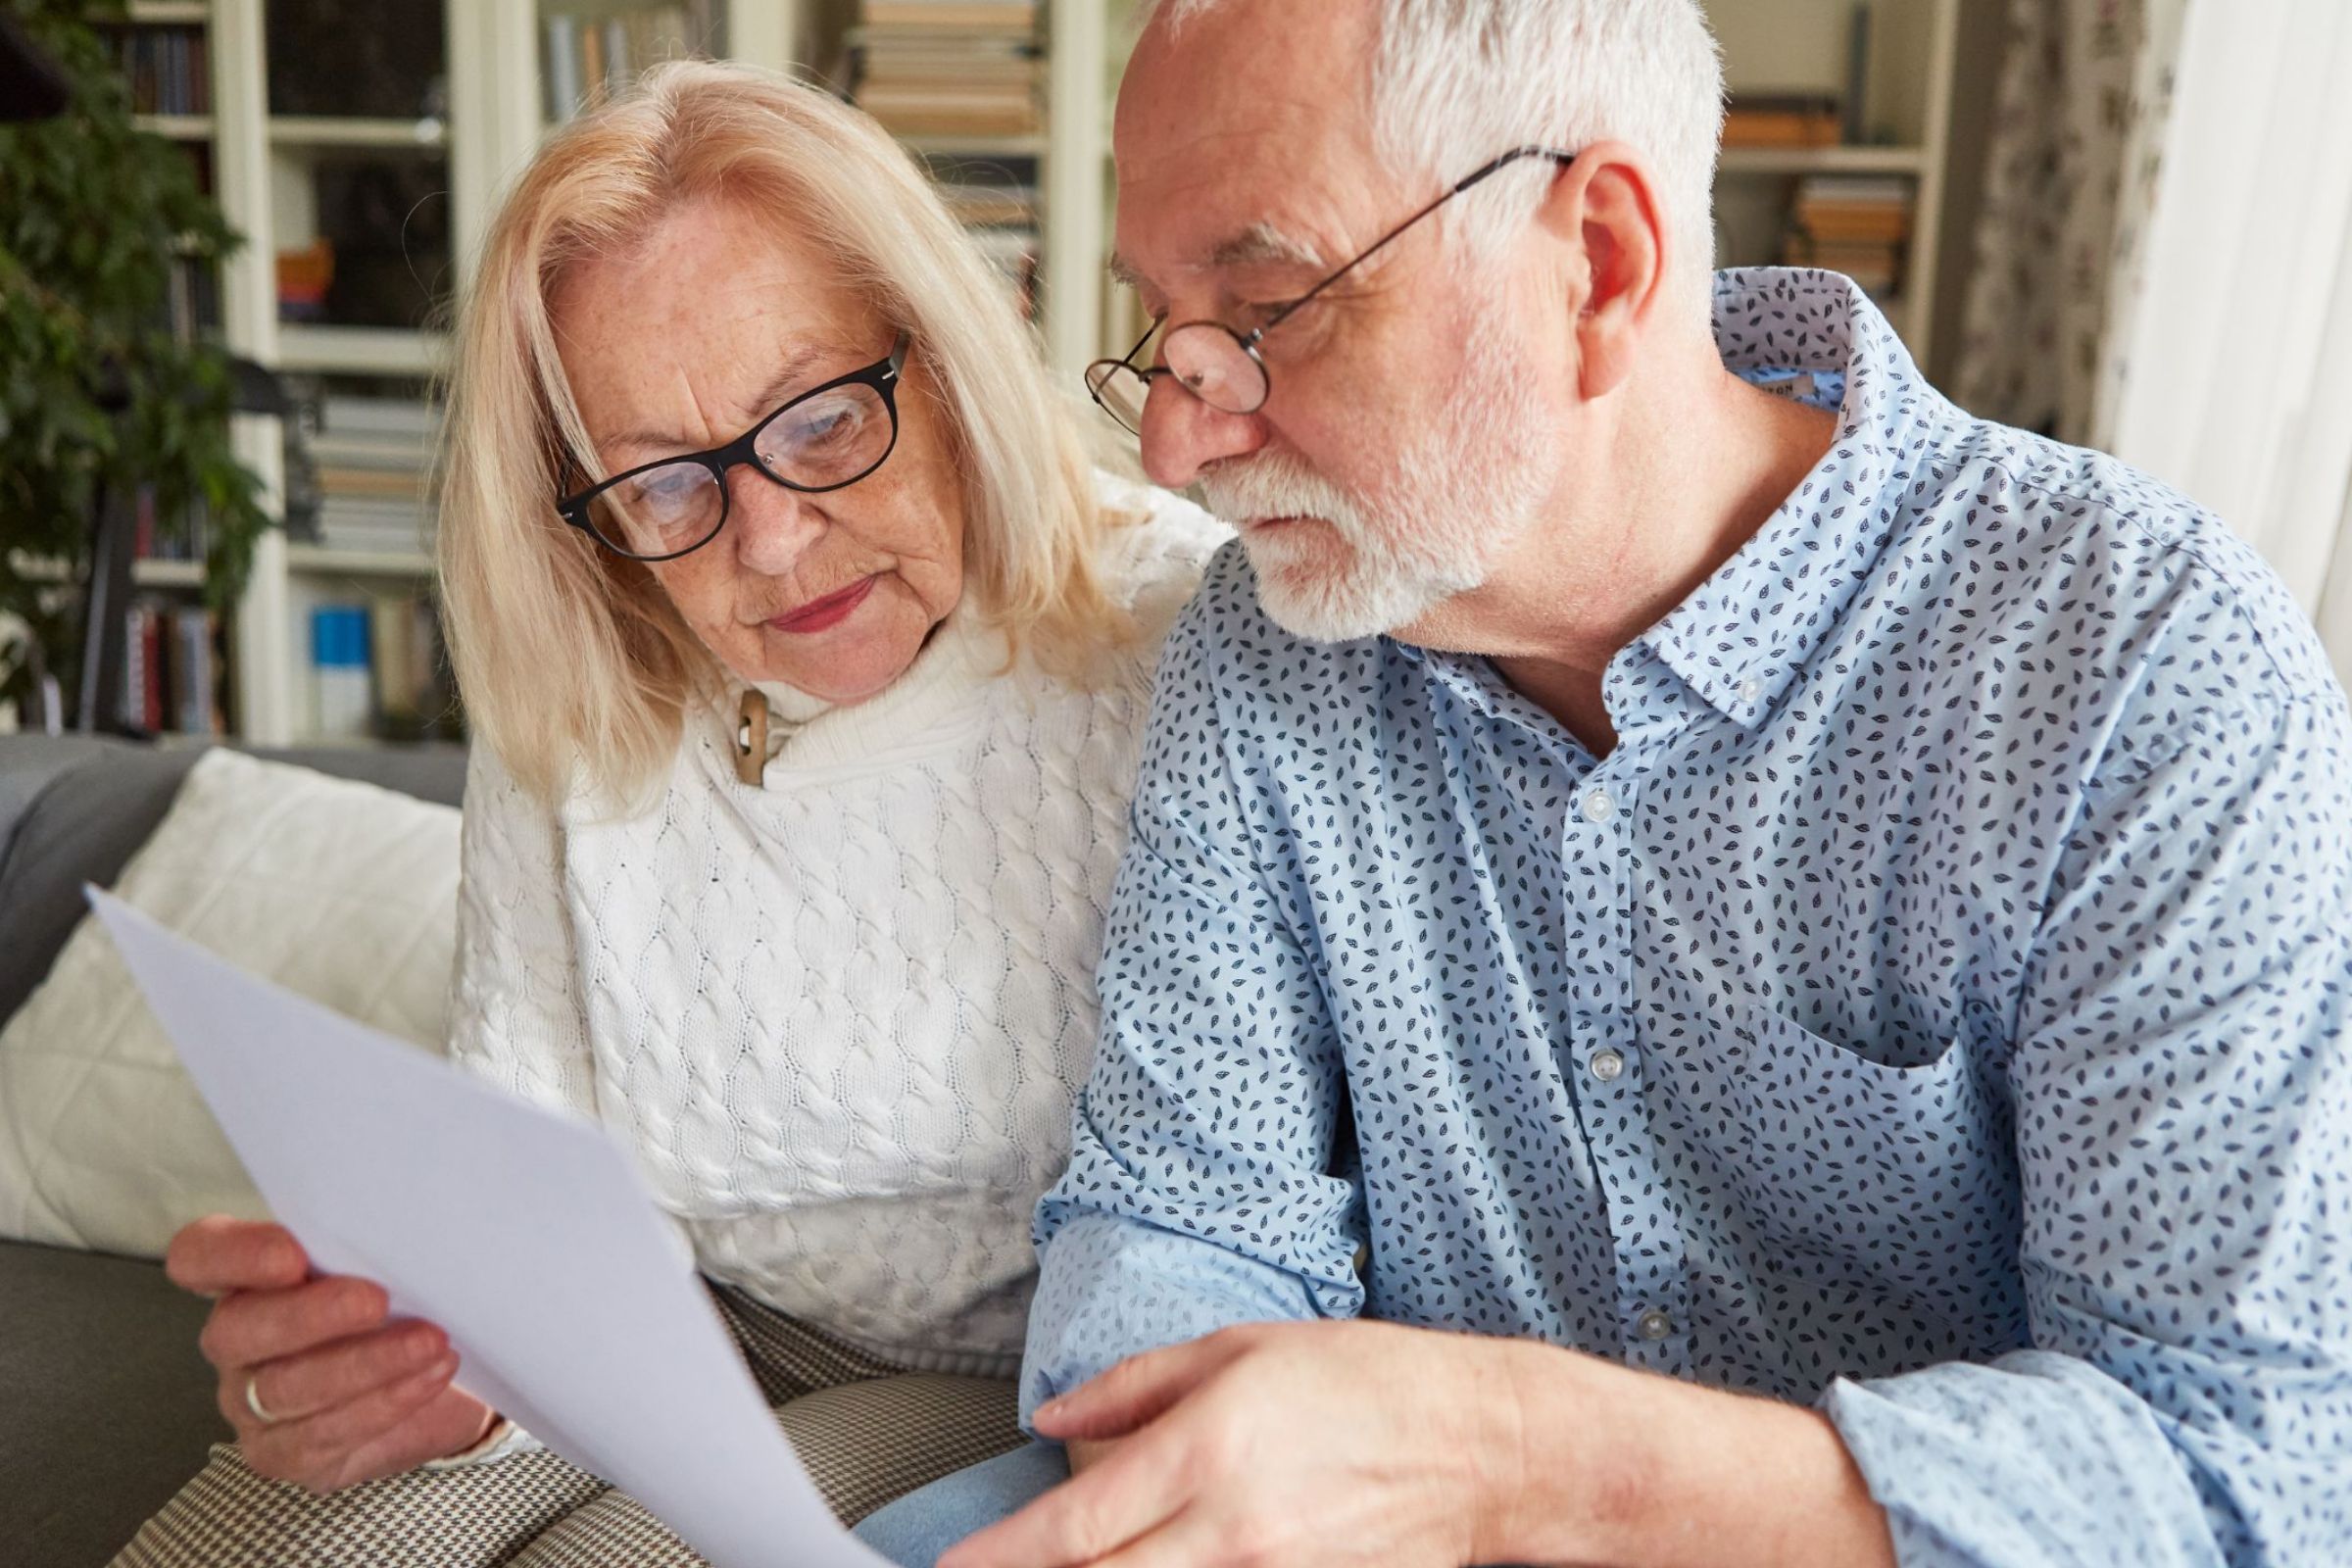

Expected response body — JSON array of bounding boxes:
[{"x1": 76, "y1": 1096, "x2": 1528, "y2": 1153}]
[
  {"x1": 418, "y1": 1415, "x2": 546, "y2": 1470},
  {"x1": 1019, "y1": 1211, "x2": 1340, "y2": 1431}
]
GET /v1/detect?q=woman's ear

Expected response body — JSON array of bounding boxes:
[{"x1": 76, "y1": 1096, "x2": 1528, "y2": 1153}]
[{"x1": 1535, "y1": 141, "x2": 1668, "y2": 401}]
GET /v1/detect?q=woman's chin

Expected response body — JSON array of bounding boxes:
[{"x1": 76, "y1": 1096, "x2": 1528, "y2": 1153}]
[{"x1": 752, "y1": 633, "x2": 923, "y2": 708}]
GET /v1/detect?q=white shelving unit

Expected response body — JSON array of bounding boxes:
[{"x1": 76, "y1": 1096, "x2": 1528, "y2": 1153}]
[
  {"x1": 131, "y1": 0, "x2": 1127, "y2": 744},
  {"x1": 130, "y1": 113, "x2": 216, "y2": 141},
  {"x1": 1705, "y1": 0, "x2": 1960, "y2": 365}
]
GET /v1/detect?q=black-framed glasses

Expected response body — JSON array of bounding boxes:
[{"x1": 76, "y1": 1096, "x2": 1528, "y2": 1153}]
[
  {"x1": 1084, "y1": 146, "x2": 1578, "y2": 435},
  {"x1": 556, "y1": 334, "x2": 909, "y2": 562}
]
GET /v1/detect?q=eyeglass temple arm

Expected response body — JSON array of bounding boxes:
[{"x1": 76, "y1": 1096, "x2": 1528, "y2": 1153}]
[{"x1": 1252, "y1": 145, "x2": 1580, "y2": 344}]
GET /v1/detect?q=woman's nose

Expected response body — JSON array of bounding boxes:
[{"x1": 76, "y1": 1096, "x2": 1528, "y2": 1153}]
[
  {"x1": 1139, "y1": 376, "x2": 1268, "y2": 489},
  {"x1": 728, "y1": 472, "x2": 825, "y2": 575}
]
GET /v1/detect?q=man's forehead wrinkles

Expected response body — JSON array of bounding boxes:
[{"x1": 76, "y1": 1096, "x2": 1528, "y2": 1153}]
[{"x1": 1112, "y1": 198, "x2": 1353, "y2": 294}]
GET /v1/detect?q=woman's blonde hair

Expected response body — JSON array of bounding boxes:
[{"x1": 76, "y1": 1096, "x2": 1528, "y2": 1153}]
[{"x1": 438, "y1": 59, "x2": 1118, "y2": 808}]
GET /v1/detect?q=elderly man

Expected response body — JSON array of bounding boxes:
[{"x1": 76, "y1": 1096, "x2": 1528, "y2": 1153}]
[{"x1": 854, "y1": 1, "x2": 2351, "y2": 1565}]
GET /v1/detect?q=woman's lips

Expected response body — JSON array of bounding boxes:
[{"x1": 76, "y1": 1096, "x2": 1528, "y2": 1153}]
[{"x1": 768, "y1": 574, "x2": 878, "y2": 634}]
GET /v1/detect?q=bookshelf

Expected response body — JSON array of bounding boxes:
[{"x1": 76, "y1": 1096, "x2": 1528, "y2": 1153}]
[
  {"x1": 1704, "y1": 0, "x2": 1961, "y2": 367},
  {"x1": 100, "y1": 0, "x2": 1130, "y2": 746}
]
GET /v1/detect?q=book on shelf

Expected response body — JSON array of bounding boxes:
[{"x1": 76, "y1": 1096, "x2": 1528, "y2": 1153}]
[
  {"x1": 131, "y1": 486, "x2": 213, "y2": 564},
  {"x1": 309, "y1": 597, "x2": 458, "y2": 742},
  {"x1": 855, "y1": 87, "x2": 1040, "y2": 137},
  {"x1": 165, "y1": 254, "x2": 222, "y2": 343},
  {"x1": 937, "y1": 182, "x2": 1038, "y2": 228},
  {"x1": 315, "y1": 500, "x2": 433, "y2": 557},
  {"x1": 122, "y1": 602, "x2": 222, "y2": 736},
  {"x1": 1842, "y1": 1, "x2": 1873, "y2": 147},
  {"x1": 314, "y1": 466, "x2": 427, "y2": 501},
  {"x1": 542, "y1": 2, "x2": 717, "y2": 123},
  {"x1": 368, "y1": 593, "x2": 445, "y2": 730},
  {"x1": 1722, "y1": 93, "x2": 1843, "y2": 150},
  {"x1": 108, "y1": 23, "x2": 211, "y2": 117},
  {"x1": 863, "y1": 1, "x2": 1038, "y2": 28},
  {"x1": 319, "y1": 395, "x2": 439, "y2": 443}
]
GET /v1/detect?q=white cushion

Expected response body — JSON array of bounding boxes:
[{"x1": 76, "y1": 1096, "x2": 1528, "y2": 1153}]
[{"x1": 0, "y1": 750, "x2": 461, "y2": 1258}]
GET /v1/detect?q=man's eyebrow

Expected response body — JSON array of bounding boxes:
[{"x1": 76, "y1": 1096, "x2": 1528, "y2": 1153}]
[
  {"x1": 1208, "y1": 222, "x2": 1329, "y2": 272},
  {"x1": 1106, "y1": 223, "x2": 1332, "y2": 293}
]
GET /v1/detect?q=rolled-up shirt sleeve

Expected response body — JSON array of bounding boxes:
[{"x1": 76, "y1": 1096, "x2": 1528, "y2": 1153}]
[
  {"x1": 1020, "y1": 592, "x2": 1366, "y2": 1428},
  {"x1": 1824, "y1": 695, "x2": 2352, "y2": 1566}
]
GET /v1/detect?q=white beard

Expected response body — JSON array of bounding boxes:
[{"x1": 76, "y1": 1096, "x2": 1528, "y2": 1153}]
[{"x1": 1199, "y1": 314, "x2": 1556, "y2": 643}]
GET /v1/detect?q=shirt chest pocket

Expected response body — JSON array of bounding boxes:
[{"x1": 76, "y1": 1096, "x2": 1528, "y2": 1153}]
[{"x1": 1722, "y1": 1004, "x2": 2020, "y2": 1316}]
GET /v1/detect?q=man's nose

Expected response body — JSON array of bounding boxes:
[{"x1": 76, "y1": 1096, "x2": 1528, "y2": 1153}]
[
  {"x1": 729, "y1": 471, "x2": 825, "y2": 575},
  {"x1": 1139, "y1": 376, "x2": 1267, "y2": 489}
]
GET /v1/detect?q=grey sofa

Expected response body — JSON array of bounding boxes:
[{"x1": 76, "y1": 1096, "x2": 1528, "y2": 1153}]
[{"x1": 0, "y1": 734, "x2": 468, "y2": 1566}]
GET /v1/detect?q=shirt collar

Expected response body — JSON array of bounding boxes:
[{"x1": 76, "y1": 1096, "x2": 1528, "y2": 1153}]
[{"x1": 1636, "y1": 269, "x2": 1917, "y2": 728}]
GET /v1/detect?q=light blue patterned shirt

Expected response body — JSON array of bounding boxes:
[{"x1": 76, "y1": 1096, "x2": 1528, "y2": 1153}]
[{"x1": 1022, "y1": 270, "x2": 2352, "y2": 1566}]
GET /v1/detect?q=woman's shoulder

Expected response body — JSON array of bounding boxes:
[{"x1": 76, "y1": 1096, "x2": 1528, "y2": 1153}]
[{"x1": 1088, "y1": 469, "x2": 1233, "y2": 639}]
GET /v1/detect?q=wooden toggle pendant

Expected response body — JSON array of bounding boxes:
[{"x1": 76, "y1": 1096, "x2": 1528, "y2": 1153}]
[{"x1": 735, "y1": 689, "x2": 768, "y2": 787}]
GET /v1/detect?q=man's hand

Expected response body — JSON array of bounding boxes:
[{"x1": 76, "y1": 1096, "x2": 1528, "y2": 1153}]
[
  {"x1": 941, "y1": 1320, "x2": 1520, "y2": 1568},
  {"x1": 943, "y1": 1320, "x2": 1895, "y2": 1568}
]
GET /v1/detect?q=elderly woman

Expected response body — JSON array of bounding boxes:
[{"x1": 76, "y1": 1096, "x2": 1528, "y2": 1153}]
[{"x1": 114, "y1": 60, "x2": 1219, "y2": 1568}]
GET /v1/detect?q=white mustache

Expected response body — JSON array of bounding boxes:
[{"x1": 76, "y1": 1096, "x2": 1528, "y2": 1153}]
[{"x1": 1198, "y1": 455, "x2": 1363, "y2": 538}]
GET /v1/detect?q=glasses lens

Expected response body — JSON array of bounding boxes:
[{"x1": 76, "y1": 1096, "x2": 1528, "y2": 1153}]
[
  {"x1": 587, "y1": 461, "x2": 724, "y2": 559},
  {"x1": 755, "y1": 383, "x2": 896, "y2": 490},
  {"x1": 1164, "y1": 324, "x2": 1268, "y2": 416},
  {"x1": 1085, "y1": 360, "x2": 1151, "y2": 434}
]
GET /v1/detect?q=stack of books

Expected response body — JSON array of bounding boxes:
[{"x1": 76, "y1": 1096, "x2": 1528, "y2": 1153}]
[
  {"x1": 542, "y1": 2, "x2": 716, "y2": 123},
  {"x1": 851, "y1": 1, "x2": 1043, "y2": 139},
  {"x1": 122, "y1": 602, "x2": 221, "y2": 736},
  {"x1": 1784, "y1": 176, "x2": 1914, "y2": 301},
  {"x1": 309, "y1": 396, "x2": 437, "y2": 558}
]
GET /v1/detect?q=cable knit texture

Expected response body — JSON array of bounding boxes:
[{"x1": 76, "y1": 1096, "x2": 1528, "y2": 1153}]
[{"x1": 447, "y1": 479, "x2": 1224, "y2": 1376}]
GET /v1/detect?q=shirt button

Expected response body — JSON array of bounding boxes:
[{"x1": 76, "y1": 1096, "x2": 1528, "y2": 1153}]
[
  {"x1": 1581, "y1": 786, "x2": 1616, "y2": 824},
  {"x1": 1588, "y1": 1049, "x2": 1626, "y2": 1083},
  {"x1": 1738, "y1": 674, "x2": 1763, "y2": 704},
  {"x1": 1637, "y1": 1309, "x2": 1674, "y2": 1342}
]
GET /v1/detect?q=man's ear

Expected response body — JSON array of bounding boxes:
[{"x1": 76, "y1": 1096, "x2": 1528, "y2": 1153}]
[{"x1": 1535, "y1": 141, "x2": 1668, "y2": 400}]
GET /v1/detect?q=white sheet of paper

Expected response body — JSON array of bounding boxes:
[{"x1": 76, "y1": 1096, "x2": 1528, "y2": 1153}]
[{"x1": 90, "y1": 890, "x2": 893, "y2": 1568}]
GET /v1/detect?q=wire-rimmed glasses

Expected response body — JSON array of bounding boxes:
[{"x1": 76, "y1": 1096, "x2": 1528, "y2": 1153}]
[
  {"x1": 555, "y1": 334, "x2": 909, "y2": 562},
  {"x1": 1084, "y1": 146, "x2": 1579, "y2": 435}
]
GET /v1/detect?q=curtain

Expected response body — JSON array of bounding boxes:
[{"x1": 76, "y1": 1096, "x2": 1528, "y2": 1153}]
[
  {"x1": 2097, "y1": 0, "x2": 2352, "y2": 685},
  {"x1": 1950, "y1": 0, "x2": 2187, "y2": 445}
]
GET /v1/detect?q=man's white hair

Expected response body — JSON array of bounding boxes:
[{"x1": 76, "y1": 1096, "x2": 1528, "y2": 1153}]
[{"x1": 1140, "y1": 0, "x2": 1727, "y2": 312}]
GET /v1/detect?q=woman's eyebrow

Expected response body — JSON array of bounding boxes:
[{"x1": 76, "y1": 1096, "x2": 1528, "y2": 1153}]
[{"x1": 605, "y1": 343, "x2": 842, "y2": 454}]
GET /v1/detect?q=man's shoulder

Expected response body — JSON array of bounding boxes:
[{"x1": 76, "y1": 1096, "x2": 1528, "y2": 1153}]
[{"x1": 1911, "y1": 414, "x2": 2341, "y2": 716}]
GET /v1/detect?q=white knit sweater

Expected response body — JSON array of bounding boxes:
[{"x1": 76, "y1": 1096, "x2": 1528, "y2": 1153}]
[{"x1": 447, "y1": 482, "x2": 1223, "y2": 1376}]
